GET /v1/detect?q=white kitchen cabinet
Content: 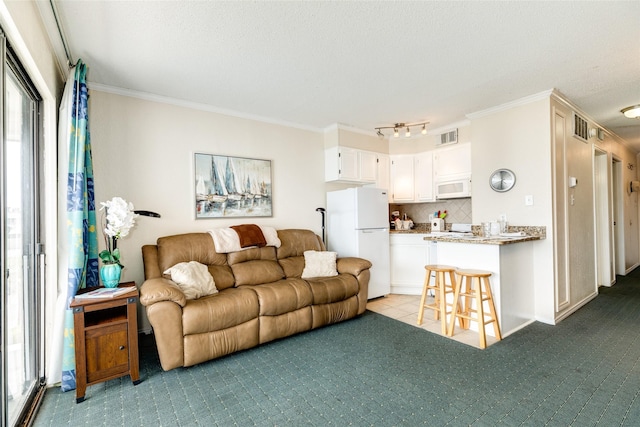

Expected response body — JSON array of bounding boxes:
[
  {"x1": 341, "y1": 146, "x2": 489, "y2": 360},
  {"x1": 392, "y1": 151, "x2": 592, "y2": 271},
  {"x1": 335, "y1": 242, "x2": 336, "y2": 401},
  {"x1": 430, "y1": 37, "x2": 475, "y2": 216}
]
[
  {"x1": 434, "y1": 142, "x2": 471, "y2": 180},
  {"x1": 368, "y1": 153, "x2": 392, "y2": 201},
  {"x1": 325, "y1": 147, "x2": 378, "y2": 183},
  {"x1": 390, "y1": 155, "x2": 414, "y2": 202},
  {"x1": 359, "y1": 150, "x2": 378, "y2": 182},
  {"x1": 414, "y1": 152, "x2": 434, "y2": 202},
  {"x1": 390, "y1": 233, "x2": 431, "y2": 295},
  {"x1": 390, "y1": 153, "x2": 434, "y2": 203}
]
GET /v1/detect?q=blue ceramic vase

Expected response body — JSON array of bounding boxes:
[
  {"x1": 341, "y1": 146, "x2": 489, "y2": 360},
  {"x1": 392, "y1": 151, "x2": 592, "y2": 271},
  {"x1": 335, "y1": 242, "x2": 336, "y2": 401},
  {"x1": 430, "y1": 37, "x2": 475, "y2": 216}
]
[{"x1": 100, "y1": 263, "x2": 122, "y2": 288}]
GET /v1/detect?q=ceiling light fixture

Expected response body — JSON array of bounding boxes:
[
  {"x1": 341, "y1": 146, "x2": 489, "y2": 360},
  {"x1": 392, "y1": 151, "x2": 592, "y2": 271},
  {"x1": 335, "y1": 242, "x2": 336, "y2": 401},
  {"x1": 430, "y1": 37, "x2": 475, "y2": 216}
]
[
  {"x1": 621, "y1": 105, "x2": 640, "y2": 119},
  {"x1": 375, "y1": 122, "x2": 430, "y2": 139}
]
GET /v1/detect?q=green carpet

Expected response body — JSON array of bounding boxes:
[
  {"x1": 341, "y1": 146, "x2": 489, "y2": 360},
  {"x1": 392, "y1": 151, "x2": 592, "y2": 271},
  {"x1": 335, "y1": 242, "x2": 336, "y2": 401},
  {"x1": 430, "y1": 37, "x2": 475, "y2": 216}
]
[{"x1": 34, "y1": 271, "x2": 640, "y2": 426}]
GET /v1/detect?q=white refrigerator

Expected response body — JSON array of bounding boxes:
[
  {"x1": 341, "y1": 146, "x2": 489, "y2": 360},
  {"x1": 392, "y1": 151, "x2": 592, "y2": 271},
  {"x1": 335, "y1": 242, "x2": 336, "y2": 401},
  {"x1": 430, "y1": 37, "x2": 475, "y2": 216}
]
[{"x1": 326, "y1": 187, "x2": 391, "y2": 299}]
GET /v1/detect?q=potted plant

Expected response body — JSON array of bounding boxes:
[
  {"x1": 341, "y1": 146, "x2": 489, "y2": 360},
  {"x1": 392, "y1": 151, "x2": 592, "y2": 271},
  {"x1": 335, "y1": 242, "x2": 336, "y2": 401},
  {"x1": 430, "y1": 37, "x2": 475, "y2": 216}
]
[{"x1": 99, "y1": 197, "x2": 138, "y2": 287}]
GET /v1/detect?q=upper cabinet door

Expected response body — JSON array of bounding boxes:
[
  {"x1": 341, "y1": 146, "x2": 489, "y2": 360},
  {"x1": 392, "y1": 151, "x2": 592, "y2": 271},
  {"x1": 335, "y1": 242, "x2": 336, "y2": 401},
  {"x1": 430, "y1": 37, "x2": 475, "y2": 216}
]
[
  {"x1": 359, "y1": 150, "x2": 378, "y2": 182},
  {"x1": 338, "y1": 147, "x2": 359, "y2": 181},
  {"x1": 434, "y1": 142, "x2": 471, "y2": 180},
  {"x1": 390, "y1": 155, "x2": 415, "y2": 202},
  {"x1": 414, "y1": 152, "x2": 434, "y2": 202}
]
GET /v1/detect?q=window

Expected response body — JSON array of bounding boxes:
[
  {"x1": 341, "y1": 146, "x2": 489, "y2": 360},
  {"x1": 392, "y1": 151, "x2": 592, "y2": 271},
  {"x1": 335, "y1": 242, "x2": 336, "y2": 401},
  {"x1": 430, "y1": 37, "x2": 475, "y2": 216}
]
[{"x1": 1, "y1": 29, "x2": 45, "y2": 427}]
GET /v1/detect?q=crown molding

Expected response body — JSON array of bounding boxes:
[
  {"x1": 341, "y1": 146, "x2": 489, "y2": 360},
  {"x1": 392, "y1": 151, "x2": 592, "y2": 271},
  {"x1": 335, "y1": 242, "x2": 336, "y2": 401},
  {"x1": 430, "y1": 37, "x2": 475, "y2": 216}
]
[
  {"x1": 466, "y1": 89, "x2": 555, "y2": 120},
  {"x1": 88, "y1": 82, "x2": 324, "y2": 134}
]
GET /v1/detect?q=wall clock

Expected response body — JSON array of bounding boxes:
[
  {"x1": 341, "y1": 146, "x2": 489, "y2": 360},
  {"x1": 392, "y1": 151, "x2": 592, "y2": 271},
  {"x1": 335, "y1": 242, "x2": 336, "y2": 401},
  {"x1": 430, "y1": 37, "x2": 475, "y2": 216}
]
[{"x1": 489, "y1": 168, "x2": 516, "y2": 192}]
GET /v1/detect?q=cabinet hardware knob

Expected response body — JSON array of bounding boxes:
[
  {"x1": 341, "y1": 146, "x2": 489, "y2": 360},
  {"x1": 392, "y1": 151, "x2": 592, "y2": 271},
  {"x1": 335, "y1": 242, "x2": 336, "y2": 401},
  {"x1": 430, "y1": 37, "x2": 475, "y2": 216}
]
[{"x1": 119, "y1": 346, "x2": 125, "y2": 350}]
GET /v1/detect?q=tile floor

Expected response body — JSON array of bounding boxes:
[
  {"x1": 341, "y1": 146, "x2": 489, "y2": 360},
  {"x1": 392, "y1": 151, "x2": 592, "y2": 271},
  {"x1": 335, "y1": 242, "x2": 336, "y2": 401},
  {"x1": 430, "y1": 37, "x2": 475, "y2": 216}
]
[{"x1": 366, "y1": 293, "x2": 499, "y2": 349}]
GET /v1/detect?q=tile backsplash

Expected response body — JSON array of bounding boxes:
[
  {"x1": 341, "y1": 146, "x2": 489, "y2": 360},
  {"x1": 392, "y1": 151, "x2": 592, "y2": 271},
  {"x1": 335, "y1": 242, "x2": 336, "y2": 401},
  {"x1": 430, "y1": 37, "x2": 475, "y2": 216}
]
[{"x1": 390, "y1": 198, "x2": 472, "y2": 224}]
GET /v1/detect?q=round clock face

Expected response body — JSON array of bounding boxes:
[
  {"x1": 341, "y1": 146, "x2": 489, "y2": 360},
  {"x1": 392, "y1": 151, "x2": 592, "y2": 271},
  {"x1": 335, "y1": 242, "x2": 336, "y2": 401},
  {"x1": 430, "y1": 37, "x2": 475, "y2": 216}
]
[{"x1": 490, "y1": 169, "x2": 516, "y2": 192}]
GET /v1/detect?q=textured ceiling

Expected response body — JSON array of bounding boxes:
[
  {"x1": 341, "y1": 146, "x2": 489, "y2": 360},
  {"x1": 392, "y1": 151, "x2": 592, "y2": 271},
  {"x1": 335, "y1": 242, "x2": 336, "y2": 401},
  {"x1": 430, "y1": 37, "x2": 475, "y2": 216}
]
[{"x1": 49, "y1": 1, "x2": 640, "y2": 150}]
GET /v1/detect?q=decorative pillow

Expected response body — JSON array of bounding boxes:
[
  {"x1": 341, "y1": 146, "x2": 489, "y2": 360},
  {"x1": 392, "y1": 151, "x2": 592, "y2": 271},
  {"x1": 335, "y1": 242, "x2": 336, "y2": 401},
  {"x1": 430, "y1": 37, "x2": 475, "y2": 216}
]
[
  {"x1": 301, "y1": 250, "x2": 338, "y2": 279},
  {"x1": 163, "y1": 261, "x2": 218, "y2": 299}
]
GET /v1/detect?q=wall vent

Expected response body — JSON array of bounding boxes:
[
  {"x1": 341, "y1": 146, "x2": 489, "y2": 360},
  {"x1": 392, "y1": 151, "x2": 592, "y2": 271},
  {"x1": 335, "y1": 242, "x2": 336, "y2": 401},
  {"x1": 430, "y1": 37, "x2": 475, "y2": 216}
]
[
  {"x1": 573, "y1": 112, "x2": 589, "y2": 142},
  {"x1": 438, "y1": 129, "x2": 458, "y2": 146}
]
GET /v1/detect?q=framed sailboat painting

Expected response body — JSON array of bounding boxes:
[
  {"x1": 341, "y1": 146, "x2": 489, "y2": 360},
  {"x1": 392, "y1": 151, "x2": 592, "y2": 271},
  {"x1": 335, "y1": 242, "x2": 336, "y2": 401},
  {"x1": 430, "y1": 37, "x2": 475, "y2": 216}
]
[{"x1": 194, "y1": 153, "x2": 273, "y2": 219}]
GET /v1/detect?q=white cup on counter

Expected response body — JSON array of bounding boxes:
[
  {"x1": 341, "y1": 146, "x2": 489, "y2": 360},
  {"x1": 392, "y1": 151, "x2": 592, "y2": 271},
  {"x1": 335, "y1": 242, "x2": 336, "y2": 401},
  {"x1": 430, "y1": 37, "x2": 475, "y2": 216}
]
[
  {"x1": 482, "y1": 222, "x2": 491, "y2": 237},
  {"x1": 490, "y1": 221, "x2": 500, "y2": 236}
]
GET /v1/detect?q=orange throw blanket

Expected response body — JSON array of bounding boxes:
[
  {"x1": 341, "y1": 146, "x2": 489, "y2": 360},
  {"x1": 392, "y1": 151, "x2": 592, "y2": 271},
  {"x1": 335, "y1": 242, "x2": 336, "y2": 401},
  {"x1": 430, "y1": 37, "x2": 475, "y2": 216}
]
[{"x1": 230, "y1": 224, "x2": 267, "y2": 248}]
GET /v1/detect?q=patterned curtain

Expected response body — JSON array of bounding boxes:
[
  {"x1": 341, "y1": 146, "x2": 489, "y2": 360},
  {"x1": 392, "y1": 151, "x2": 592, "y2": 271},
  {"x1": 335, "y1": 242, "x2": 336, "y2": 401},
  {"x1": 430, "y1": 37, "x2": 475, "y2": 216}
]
[{"x1": 60, "y1": 59, "x2": 99, "y2": 392}]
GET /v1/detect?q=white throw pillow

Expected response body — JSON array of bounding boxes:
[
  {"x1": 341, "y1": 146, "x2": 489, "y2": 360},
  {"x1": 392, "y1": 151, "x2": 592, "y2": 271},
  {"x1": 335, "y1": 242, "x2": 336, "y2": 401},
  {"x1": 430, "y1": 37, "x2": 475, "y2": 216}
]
[
  {"x1": 163, "y1": 261, "x2": 218, "y2": 299},
  {"x1": 301, "y1": 250, "x2": 338, "y2": 279}
]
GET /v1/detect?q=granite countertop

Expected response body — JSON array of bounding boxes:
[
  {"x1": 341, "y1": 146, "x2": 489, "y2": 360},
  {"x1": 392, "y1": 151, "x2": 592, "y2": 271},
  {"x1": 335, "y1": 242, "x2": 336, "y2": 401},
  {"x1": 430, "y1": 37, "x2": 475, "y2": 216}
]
[
  {"x1": 422, "y1": 234, "x2": 542, "y2": 245},
  {"x1": 390, "y1": 223, "x2": 431, "y2": 234},
  {"x1": 390, "y1": 223, "x2": 546, "y2": 245}
]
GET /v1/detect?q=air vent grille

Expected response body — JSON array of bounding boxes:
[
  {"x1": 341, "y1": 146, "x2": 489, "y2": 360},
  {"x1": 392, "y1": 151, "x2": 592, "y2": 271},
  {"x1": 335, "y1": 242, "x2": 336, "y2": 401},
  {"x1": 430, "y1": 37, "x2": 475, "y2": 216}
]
[
  {"x1": 573, "y1": 113, "x2": 588, "y2": 142},
  {"x1": 438, "y1": 129, "x2": 458, "y2": 145}
]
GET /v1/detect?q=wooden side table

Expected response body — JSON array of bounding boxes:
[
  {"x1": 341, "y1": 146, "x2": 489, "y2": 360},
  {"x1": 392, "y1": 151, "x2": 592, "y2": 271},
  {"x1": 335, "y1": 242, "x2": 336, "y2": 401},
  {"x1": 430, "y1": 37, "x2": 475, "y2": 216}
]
[{"x1": 70, "y1": 282, "x2": 141, "y2": 403}]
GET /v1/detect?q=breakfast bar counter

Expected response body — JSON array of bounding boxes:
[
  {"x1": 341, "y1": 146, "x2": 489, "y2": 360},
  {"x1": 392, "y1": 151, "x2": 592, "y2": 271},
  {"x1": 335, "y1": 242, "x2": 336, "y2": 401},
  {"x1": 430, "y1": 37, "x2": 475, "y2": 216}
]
[{"x1": 423, "y1": 227, "x2": 545, "y2": 338}]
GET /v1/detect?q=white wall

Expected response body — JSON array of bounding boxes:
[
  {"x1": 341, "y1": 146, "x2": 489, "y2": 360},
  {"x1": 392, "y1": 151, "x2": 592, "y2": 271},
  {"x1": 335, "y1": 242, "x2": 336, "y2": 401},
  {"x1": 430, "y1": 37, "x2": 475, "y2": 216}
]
[
  {"x1": 88, "y1": 90, "x2": 326, "y2": 330},
  {"x1": 469, "y1": 96, "x2": 557, "y2": 323}
]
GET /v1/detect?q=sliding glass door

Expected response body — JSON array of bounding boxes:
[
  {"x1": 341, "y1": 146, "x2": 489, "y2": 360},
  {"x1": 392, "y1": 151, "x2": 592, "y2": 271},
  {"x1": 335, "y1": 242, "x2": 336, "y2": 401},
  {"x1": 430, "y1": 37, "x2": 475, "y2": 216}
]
[{"x1": 1, "y1": 31, "x2": 44, "y2": 427}]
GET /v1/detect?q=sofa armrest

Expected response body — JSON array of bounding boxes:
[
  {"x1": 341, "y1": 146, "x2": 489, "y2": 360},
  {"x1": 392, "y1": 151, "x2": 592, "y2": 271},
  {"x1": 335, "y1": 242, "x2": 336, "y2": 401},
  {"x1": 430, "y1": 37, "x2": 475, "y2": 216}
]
[
  {"x1": 336, "y1": 257, "x2": 372, "y2": 276},
  {"x1": 140, "y1": 277, "x2": 187, "y2": 307}
]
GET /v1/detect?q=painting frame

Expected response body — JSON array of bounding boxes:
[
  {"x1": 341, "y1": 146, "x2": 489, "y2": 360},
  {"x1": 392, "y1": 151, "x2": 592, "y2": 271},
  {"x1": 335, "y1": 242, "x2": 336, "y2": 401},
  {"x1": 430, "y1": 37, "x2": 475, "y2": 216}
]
[{"x1": 194, "y1": 153, "x2": 273, "y2": 219}]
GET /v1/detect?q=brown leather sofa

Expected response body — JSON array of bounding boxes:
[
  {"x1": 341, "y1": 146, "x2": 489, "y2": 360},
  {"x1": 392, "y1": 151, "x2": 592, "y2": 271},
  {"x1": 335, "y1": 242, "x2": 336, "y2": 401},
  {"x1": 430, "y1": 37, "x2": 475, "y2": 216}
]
[{"x1": 140, "y1": 229, "x2": 372, "y2": 371}]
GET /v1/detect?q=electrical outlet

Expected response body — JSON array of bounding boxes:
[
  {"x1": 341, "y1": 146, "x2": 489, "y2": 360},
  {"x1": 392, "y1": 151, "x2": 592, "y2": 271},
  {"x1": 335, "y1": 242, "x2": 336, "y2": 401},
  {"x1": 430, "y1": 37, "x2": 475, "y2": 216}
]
[
  {"x1": 525, "y1": 195, "x2": 534, "y2": 206},
  {"x1": 499, "y1": 213, "x2": 507, "y2": 222}
]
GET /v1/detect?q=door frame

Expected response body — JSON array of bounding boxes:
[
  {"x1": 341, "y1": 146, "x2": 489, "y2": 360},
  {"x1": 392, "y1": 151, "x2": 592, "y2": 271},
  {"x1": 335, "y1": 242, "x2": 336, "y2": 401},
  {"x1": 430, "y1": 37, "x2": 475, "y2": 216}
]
[
  {"x1": 612, "y1": 156, "x2": 624, "y2": 277},
  {"x1": 593, "y1": 147, "x2": 614, "y2": 286}
]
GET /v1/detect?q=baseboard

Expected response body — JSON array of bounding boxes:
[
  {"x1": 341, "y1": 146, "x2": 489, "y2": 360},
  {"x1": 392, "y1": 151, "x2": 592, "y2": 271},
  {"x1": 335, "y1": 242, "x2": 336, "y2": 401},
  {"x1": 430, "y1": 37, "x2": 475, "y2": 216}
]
[
  {"x1": 624, "y1": 263, "x2": 640, "y2": 275},
  {"x1": 554, "y1": 291, "x2": 598, "y2": 323},
  {"x1": 389, "y1": 286, "x2": 422, "y2": 295}
]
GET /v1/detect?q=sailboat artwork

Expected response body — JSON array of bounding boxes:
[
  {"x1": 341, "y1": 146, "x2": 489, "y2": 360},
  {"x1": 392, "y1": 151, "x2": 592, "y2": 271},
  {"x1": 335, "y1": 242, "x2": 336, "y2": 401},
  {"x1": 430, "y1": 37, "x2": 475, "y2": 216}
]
[{"x1": 194, "y1": 153, "x2": 272, "y2": 218}]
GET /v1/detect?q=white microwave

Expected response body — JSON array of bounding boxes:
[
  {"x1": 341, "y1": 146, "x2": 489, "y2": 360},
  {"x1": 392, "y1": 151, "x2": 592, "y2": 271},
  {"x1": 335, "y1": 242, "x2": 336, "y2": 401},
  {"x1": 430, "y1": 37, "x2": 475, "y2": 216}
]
[{"x1": 435, "y1": 176, "x2": 471, "y2": 199}]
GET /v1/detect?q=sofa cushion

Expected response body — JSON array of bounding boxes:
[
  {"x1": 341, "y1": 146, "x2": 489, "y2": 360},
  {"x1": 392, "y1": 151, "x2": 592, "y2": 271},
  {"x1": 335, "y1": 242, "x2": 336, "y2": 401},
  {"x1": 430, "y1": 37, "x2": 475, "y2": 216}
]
[
  {"x1": 276, "y1": 229, "x2": 324, "y2": 259},
  {"x1": 157, "y1": 233, "x2": 235, "y2": 290},
  {"x1": 163, "y1": 261, "x2": 218, "y2": 299},
  {"x1": 247, "y1": 278, "x2": 313, "y2": 316},
  {"x1": 276, "y1": 229, "x2": 324, "y2": 278},
  {"x1": 306, "y1": 274, "x2": 360, "y2": 305},
  {"x1": 228, "y1": 246, "x2": 285, "y2": 286},
  {"x1": 301, "y1": 250, "x2": 338, "y2": 278},
  {"x1": 182, "y1": 287, "x2": 259, "y2": 335}
]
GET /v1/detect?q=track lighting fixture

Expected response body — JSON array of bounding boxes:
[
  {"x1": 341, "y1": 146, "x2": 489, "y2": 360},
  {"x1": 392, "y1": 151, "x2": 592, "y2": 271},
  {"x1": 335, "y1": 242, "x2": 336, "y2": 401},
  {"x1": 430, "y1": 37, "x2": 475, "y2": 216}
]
[{"x1": 375, "y1": 121, "x2": 430, "y2": 139}]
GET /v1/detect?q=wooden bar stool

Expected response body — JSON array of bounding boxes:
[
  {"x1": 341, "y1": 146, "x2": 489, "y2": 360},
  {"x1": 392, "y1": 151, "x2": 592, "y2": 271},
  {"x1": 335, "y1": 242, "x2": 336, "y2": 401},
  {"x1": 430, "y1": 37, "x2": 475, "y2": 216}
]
[
  {"x1": 447, "y1": 269, "x2": 502, "y2": 349},
  {"x1": 417, "y1": 265, "x2": 460, "y2": 335}
]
